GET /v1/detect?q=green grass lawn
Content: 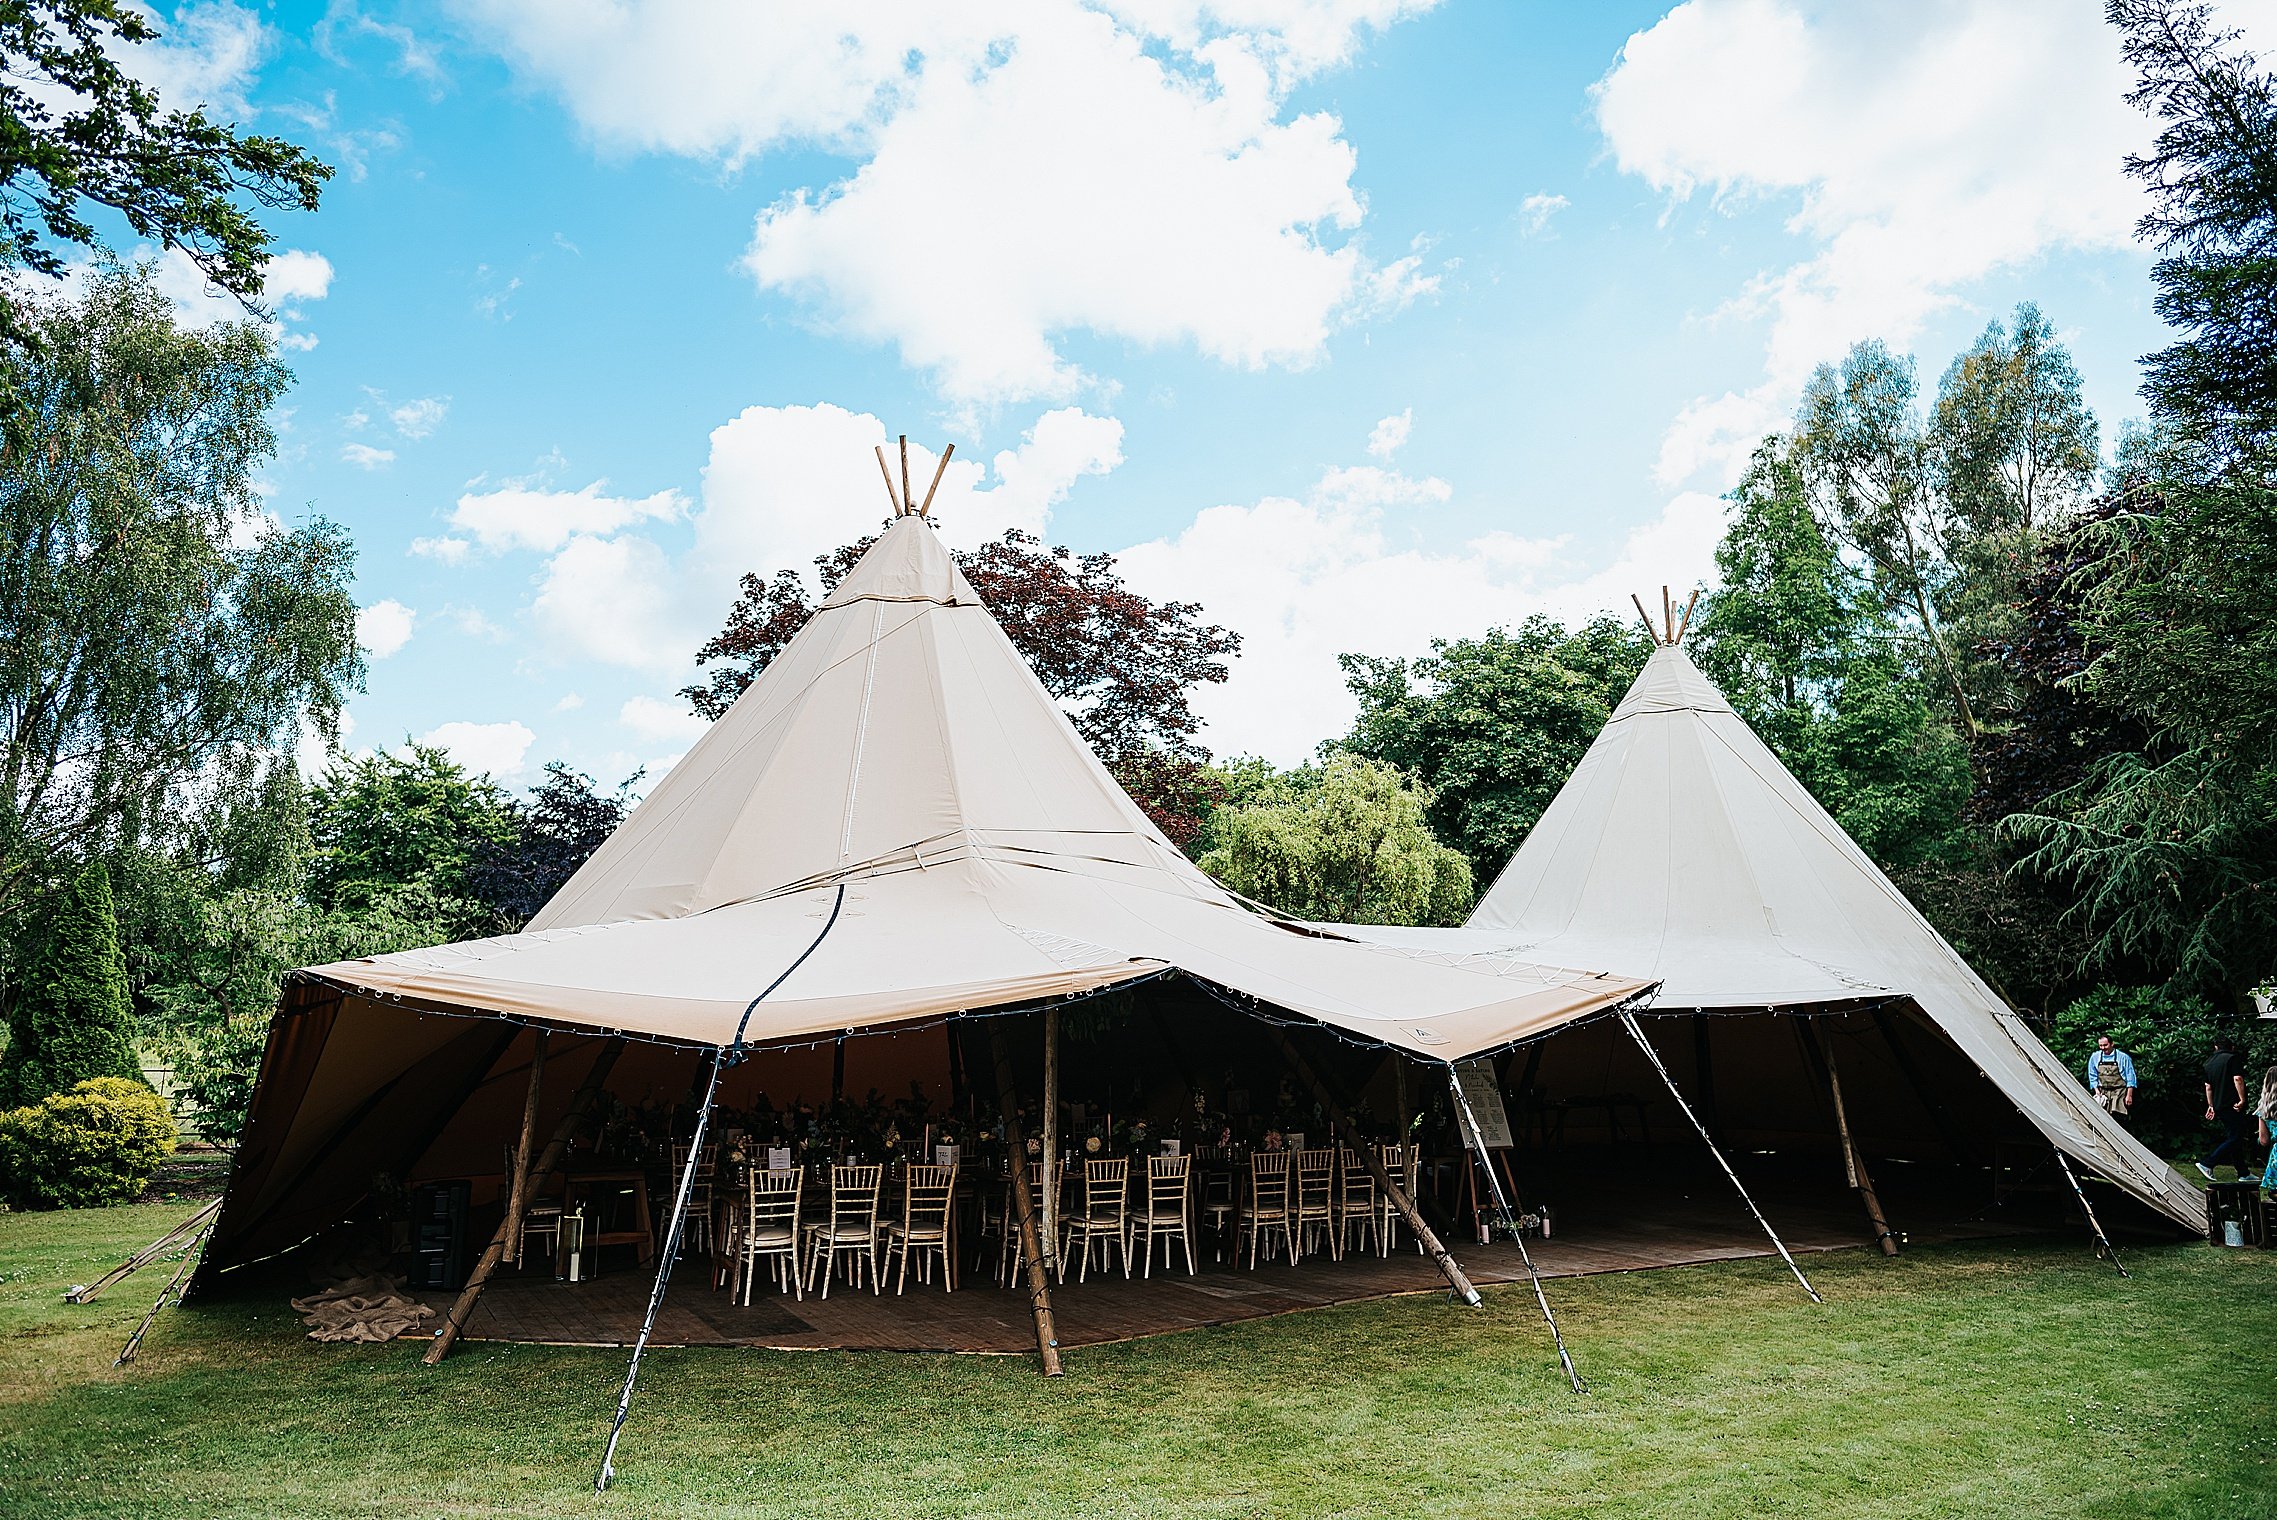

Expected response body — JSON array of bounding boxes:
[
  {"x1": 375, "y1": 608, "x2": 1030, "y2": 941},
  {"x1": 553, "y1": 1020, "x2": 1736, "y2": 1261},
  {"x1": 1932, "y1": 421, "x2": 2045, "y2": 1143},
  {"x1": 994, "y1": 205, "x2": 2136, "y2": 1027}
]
[{"x1": 1, "y1": 1204, "x2": 2272, "y2": 1519}]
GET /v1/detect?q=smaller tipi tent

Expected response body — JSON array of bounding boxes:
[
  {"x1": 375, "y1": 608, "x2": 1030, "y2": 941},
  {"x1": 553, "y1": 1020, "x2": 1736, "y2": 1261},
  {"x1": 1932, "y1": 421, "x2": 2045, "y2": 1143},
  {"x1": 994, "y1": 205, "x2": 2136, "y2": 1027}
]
[{"x1": 1357, "y1": 639, "x2": 2204, "y2": 1231}]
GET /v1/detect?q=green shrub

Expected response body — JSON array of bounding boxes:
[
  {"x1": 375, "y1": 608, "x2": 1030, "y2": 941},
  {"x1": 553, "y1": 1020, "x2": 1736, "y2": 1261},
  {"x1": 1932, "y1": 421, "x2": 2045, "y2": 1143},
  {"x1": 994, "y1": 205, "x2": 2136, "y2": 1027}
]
[
  {"x1": 2047, "y1": 985, "x2": 2277, "y2": 1156},
  {"x1": 0, "y1": 1076, "x2": 178, "y2": 1210}
]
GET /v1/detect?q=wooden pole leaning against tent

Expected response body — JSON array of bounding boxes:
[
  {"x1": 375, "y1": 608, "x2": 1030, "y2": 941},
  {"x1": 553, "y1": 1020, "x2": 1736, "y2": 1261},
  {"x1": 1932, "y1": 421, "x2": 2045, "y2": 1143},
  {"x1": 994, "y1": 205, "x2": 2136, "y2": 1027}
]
[
  {"x1": 426, "y1": 1035, "x2": 626, "y2": 1364},
  {"x1": 1796, "y1": 1019, "x2": 1899, "y2": 1257},
  {"x1": 114, "y1": 1217, "x2": 214, "y2": 1367},
  {"x1": 1620, "y1": 1011, "x2": 1822, "y2": 1302},
  {"x1": 66, "y1": 1196, "x2": 219, "y2": 1304},
  {"x1": 1267, "y1": 1026, "x2": 1480, "y2": 1307},
  {"x1": 989, "y1": 1021, "x2": 1064, "y2": 1376},
  {"x1": 504, "y1": 1031, "x2": 549, "y2": 1265}
]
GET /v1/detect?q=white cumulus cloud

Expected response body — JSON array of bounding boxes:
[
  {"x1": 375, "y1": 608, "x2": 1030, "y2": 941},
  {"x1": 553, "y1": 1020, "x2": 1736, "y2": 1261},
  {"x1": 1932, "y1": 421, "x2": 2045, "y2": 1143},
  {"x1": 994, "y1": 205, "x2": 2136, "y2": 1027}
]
[
  {"x1": 446, "y1": 481, "x2": 688, "y2": 556},
  {"x1": 459, "y1": 1, "x2": 1440, "y2": 404},
  {"x1": 1517, "y1": 192, "x2": 1569, "y2": 237},
  {"x1": 1117, "y1": 466, "x2": 1726, "y2": 763},
  {"x1": 1365, "y1": 408, "x2": 1411, "y2": 460},
  {"x1": 1594, "y1": 0, "x2": 2150, "y2": 486},
  {"x1": 389, "y1": 396, "x2": 450, "y2": 439},
  {"x1": 417, "y1": 719, "x2": 536, "y2": 779},
  {"x1": 619, "y1": 694, "x2": 710, "y2": 745},
  {"x1": 357, "y1": 599, "x2": 415, "y2": 659},
  {"x1": 341, "y1": 441, "x2": 394, "y2": 470}
]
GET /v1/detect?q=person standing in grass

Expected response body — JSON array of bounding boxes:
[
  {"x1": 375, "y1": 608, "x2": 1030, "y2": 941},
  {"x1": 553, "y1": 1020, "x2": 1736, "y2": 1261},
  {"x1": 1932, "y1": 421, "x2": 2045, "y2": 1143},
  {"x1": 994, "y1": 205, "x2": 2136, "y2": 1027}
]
[
  {"x1": 2257, "y1": 1064, "x2": 2277, "y2": 1192},
  {"x1": 2197, "y1": 1036, "x2": 2251, "y2": 1180},
  {"x1": 2084, "y1": 1034, "x2": 2137, "y2": 1124}
]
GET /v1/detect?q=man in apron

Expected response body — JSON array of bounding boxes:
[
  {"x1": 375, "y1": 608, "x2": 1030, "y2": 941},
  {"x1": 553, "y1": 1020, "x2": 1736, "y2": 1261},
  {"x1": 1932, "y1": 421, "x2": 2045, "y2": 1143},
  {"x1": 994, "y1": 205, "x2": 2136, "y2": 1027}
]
[{"x1": 2085, "y1": 1034, "x2": 2136, "y2": 1124}]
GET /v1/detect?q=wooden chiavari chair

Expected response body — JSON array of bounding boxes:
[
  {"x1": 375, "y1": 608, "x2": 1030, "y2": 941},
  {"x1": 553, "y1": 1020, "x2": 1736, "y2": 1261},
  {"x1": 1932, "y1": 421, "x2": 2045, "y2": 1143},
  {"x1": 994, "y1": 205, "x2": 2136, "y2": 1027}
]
[
  {"x1": 1136, "y1": 1154, "x2": 1195, "y2": 1276},
  {"x1": 1238, "y1": 1150, "x2": 1295, "y2": 1268},
  {"x1": 1292, "y1": 1147, "x2": 1338, "y2": 1261},
  {"x1": 804, "y1": 1163, "x2": 883, "y2": 1298},
  {"x1": 1061, "y1": 1157, "x2": 1132, "y2": 1282},
  {"x1": 1336, "y1": 1147, "x2": 1378, "y2": 1258},
  {"x1": 737, "y1": 1167, "x2": 803, "y2": 1303},
  {"x1": 884, "y1": 1162, "x2": 959, "y2": 1293}
]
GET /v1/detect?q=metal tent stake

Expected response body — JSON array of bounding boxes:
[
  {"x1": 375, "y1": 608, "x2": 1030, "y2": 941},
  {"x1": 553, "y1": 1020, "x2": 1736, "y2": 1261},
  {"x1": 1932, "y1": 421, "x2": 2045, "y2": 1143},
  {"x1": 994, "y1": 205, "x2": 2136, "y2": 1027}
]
[
  {"x1": 596, "y1": 885, "x2": 847, "y2": 1494},
  {"x1": 2053, "y1": 1148, "x2": 2129, "y2": 1278},
  {"x1": 1447, "y1": 1066, "x2": 1586, "y2": 1394},
  {"x1": 1622, "y1": 1012, "x2": 1821, "y2": 1303}
]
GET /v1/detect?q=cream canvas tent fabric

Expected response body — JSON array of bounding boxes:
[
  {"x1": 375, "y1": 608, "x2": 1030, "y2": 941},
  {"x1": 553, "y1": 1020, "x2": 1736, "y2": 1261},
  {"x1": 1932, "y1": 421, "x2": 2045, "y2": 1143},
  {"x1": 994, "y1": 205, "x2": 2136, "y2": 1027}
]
[
  {"x1": 1352, "y1": 642, "x2": 2205, "y2": 1231},
  {"x1": 206, "y1": 515, "x2": 1644, "y2": 1273}
]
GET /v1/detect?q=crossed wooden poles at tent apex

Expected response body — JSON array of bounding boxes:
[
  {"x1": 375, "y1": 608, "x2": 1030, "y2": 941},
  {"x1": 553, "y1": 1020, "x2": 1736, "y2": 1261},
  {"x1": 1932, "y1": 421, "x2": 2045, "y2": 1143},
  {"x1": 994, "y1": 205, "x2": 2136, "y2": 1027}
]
[
  {"x1": 1630, "y1": 584, "x2": 1699, "y2": 647},
  {"x1": 874, "y1": 434, "x2": 955, "y2": 519}
]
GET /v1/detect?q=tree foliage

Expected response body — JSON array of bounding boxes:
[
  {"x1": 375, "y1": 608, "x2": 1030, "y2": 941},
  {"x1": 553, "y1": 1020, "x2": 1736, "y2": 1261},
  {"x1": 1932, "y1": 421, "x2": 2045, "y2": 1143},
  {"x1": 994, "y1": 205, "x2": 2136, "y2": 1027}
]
[
  {"x1": 686, "y1": 524, "x2": 1240, "y2": 846},
  {"x1": 0, "y1": 264, "x2": 360, "y2": 916},
  {"x1": 1195, "y1": 753, "x2": 1472, "y2": 927},
  {"x1": 307, "y1": 745, "x2": 514, "y2": 936},
  {"x1": 467, "y1": 762, "x2": 640, "y2": 928},
  {"x1": 1339, "y1": 616, "x2": 1649, "y2": 882},
  {"x1": 2110, "y1": 0, "x2": 2277, "y2": 457},
  {"x1": 0, "y1": 857, "x2": 135, "y2": 1107},
  {"x1": 0, "y1": 0, "x2": 329, "y2": 388}
]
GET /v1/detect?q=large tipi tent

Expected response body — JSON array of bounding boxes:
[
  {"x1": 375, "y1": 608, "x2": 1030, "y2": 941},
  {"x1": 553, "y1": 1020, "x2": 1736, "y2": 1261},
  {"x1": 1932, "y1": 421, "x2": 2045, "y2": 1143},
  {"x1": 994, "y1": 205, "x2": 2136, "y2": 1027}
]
[
  {"x1": 202, "y1": 510, "x2": 1648, "y2": 1278},
  {"x1": 1354, "y1": 637, "x2": 2204, "y2": 1232}
]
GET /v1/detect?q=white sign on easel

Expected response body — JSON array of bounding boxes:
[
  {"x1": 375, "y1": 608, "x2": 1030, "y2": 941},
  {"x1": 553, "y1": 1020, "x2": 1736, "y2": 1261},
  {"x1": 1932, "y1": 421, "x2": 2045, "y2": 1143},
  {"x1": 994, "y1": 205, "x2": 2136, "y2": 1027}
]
[{"x1": 1453, "y1": 1058, "x2": 1514, "y2": 1150}]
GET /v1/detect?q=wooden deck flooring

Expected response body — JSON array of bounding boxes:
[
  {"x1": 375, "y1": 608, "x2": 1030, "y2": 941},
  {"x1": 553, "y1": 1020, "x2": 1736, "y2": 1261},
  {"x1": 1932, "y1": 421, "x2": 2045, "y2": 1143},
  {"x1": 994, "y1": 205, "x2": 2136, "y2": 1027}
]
[{"x1": 409, "y1": 1170, "x2": 2047, "y2": 1354}]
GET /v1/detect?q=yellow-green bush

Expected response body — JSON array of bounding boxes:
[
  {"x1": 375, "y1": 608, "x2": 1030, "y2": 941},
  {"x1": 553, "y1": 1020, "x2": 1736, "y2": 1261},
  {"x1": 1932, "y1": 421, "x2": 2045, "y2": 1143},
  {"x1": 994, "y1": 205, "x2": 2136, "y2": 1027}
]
[{"x1": 0, "y1": 1076, "x2": 177, "y2": 1210}]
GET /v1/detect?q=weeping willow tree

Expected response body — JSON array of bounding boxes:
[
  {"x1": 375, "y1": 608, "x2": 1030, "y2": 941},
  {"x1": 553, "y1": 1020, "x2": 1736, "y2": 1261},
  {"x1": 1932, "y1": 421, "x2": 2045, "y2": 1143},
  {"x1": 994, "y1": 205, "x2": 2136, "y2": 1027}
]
[{"x1": 1197, "y1": 752, "x2": 1472, "y2": 928}]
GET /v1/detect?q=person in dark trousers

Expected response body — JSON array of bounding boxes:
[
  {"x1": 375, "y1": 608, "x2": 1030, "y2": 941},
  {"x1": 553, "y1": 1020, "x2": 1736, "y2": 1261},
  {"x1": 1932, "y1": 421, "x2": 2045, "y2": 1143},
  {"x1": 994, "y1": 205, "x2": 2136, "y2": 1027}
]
[{"x1": 2198, "y1": 1036, "x2": 2252, "y2": 1180}]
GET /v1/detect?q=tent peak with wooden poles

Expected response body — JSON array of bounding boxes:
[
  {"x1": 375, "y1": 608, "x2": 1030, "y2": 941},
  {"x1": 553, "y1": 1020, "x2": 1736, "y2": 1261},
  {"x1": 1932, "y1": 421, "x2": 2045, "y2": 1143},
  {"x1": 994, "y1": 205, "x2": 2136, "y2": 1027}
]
[
  {"x1": 183, "y1": 439, "x2": 1652, "y2": 1482},
  {"x1": 1337, "y1": 602, "x2": 2205, "y2": 1240}
]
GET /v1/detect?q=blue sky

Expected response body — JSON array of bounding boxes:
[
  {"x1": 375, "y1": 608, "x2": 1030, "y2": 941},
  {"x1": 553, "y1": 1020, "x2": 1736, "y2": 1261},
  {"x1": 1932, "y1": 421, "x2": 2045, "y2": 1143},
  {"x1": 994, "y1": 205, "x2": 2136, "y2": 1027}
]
[{"x1": 116, "y1": 1, "x2": 2196, "y2": 782}]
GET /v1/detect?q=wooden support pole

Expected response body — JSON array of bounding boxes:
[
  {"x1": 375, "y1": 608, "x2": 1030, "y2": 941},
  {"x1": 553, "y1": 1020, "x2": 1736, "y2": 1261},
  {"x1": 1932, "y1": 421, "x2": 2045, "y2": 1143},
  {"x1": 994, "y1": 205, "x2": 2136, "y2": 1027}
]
[
  {"x1": 1630, "y1": 592, "x2": 1658, "y2": 643},
  {"x1": 1798, "y1": 1020, "x2": 1898, "y2": 1256},
  {"x1": 873, "y1": 445, "x2": 903, "y2": 514},
  {"x1": 1269, "y1": 1027, "x2": 1480, "y2": 1306},
  {"x1": 1662, "y1": 584, "x2": 1673, "y2": 643},
  {"x1": 1676, "y1": 588, "x2": 1700, "y2": 644},
  {"x1": 1041, "y1": 1008, "x2": 1060, "y2": 1275},
  {"x1": 899, "y1": 435, "x2": 913, "y2": 512},
  {"x1": 918, "y1": 442, "x2": 955, "y2": 516},
  {"x1": 426, "y1": 1038, "x2": 626, "y2": 1364},
  {"x1": 989, "y1": 1022, "x2": 1064, "y2": 1375},
  {"x1": 1623, "y1": 1011, "x2": 1822, "y2": 1302},
  {"x1": 114, "y1": 1219, "x2": 212, "y2": 1367},
  {"x1": 67, "y1": 1197, "x2": 219, "y2": 1304},
  {"x1": 504, "y1": 1030, "x2": 549, "y2": 1266}
]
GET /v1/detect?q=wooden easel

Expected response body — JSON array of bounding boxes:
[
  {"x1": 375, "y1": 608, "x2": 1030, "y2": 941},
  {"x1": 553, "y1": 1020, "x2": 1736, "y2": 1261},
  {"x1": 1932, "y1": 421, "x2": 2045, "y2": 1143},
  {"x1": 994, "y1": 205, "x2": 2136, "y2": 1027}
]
[{"x1": 1452, "y1": 1058, "x2": 1526, "y2": 1243}]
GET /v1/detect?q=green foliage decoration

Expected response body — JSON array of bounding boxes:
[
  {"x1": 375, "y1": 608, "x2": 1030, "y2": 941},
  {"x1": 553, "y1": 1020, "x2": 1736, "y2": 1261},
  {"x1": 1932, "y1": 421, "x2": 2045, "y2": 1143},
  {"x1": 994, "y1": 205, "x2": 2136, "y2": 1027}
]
[{"x1": 0, "y1": 1075, "x2": 176, "y2": 1210}]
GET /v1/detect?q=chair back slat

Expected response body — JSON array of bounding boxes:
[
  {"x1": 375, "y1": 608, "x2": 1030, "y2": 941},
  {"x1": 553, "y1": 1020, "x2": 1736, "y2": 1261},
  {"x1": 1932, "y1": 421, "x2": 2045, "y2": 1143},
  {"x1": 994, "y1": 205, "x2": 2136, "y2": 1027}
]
[
  {"x1": 1084, "y1": 1157, "x2": 1129, "y2": 1216},
  {"x1": 830, "y1": 1163, "x2": 883, "y2": 1231},
  {"x1": 1147, "y1": 1153, "x2": 1189, "y2": 1208},
  {"x1": 902, "y1": 1162, "x2": 957, "y2": 1231},
  {"x1": 747, "y1": 1167, "x2": 802, "y2": 1230},
  {"x1": 1294, "y1": 1148, "x2": 1335, "y2": 1212},
  {"x1": 1249, "y1": 1149, "x2": 1291, "y2": 1211}
]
